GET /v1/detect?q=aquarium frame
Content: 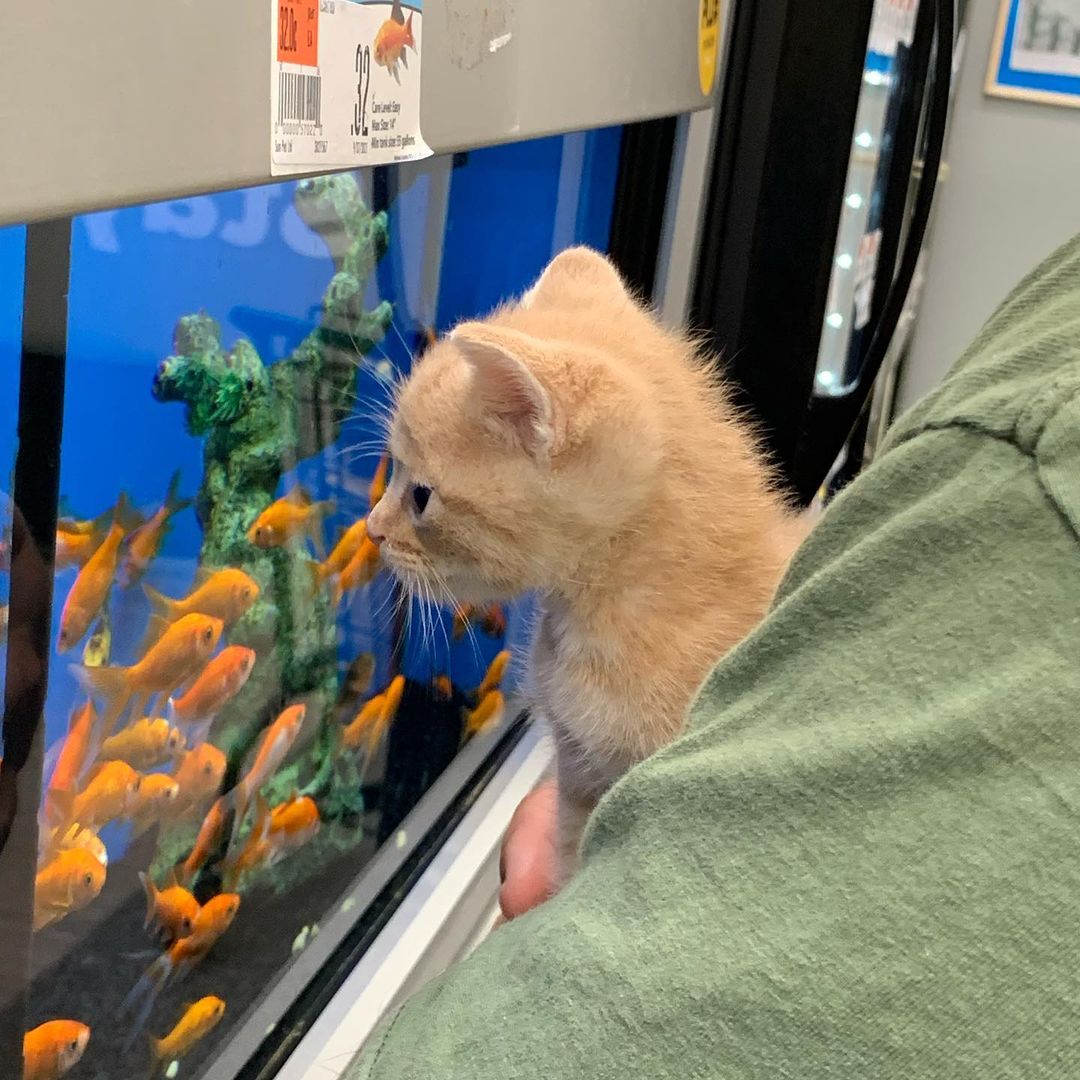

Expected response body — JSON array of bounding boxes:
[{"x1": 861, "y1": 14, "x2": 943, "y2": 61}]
[
  {"x1": 273, "y1": 719, "x2": 551, "y2": 1080},
  {"x1": 0, "y1": 218, "x2": 71, "y2": 1066},
  {"x1": 196, "y1": 706, "x2": 538, "y2": 1080},
  {"x1": 0, "y1": 0, "x2": 714, "y2": 227}
]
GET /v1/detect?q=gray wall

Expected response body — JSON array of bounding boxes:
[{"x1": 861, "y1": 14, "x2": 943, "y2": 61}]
[{"x1": 897, "y1": 0, "x2": 1080, "y2": 412}]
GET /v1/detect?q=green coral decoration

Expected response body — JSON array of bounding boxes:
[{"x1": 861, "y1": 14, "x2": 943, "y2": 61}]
[{"x1": 149, "y1": 174, "x2": 393, "y2": 886}]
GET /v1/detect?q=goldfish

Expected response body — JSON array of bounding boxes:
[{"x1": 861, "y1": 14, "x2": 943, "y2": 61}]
[
  {"x1": 143, "y1": 567, "x2": 260, "y2": 629},
  {"x1": 71, "y1": 761, "x2": 141, "y2": 829},
  {"x1": 169, "y1": 645, "x2": 256, "y2": 730},
  {"x1": 177, "y1": 794, "x2": 230, "y2": 886},
  {"x1": 150, "y1": 996, "x2": 225, "y2": 1073},
  {"x1": 171, "y1": 743, "x2": 227, "y2": 817},
  {"x1": 311, "y1": 519, "x2": 369, "y2": 592},
  {"x1": 34, "y1": 849, "x2": 106, "y2": 931},
  {"x1": 338, "y1": 651, "x2": 376, "y2": 703},
  {"x1": 369, "y1": 451, "x2": 390, "y2": 509},
  {"x1": 477, "y1": 649, "x2": 511, "y2": 700},
  {"x1": 432, "y1": 674, "x2": 453, "y2": 700},
  {"x1": 465, "y1": 689, "x2": 506, "y2": 739},
  {"x1": 121, "y1": 893, "x2": 240, "y2": 1030},
  {"x1": 43, "y1": 702, "x2": 97, "y2": 826},
  {"x1": 342, "y1": 692, "x2": 384, "y2": 750},
  {"x1": 130, "y1": 773, "x2": 181, "y2": 831},
  {"x1": 81, "y1": 612, "x2": 111, "y2": 668},
  {"x1": 333, "y1": 536, "x2": 380, "y2": 603},
  {"x1": 75, "y1": 612, "x2": 224, "y2": 736},
  {"x1": 246, "y1": 488, "x2": 334, "y2": 556},
  {"x1": 41, "y1": 823, "x2": 107, "y2": 870},
  {"x1": 57, "y1": 494, "x2": 132, "y2": 653},
  {"x1": 223, "y1": 792, "x2": 320, "y2": 889},
  {"x1": 99, "y1": 717, "x2": 185, "y2": 772},
  {"x1": 139, "y1": 872, "x2": 200, "y2": 947},
  {"x1": 120, "y1": 471, "x2": 192, "y2": 588},
  {"x1": 373, "y1": 0, "x2": 415, "y2": 77},
  {"x1": 55, "y1": 526, "x2": 103, "y2": 572},
  {"x1": 343, "y1": 675, "x2": 404, "y2": 755},
  {"x1": 22, "y1": 1019, "x2": 90, "y2": 1080},
  {"x1": 231, "y1": 704, "x2": 306, "y2": 836}
]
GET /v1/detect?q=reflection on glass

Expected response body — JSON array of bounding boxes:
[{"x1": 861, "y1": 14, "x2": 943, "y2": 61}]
[
  {"x1": 815, "y1": 0, "x2": 919, "y2": 394},
  {"x1": 21, "y1": 129, "x2": 621, "y2": 1079}
]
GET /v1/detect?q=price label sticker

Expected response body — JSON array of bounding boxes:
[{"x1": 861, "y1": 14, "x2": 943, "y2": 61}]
[
  {"x1": 271, "y1": 0, "x2": 431, "y2": 175},
  {"x1": 278, "y1": 2, "x2": 319, "y2": 66}
]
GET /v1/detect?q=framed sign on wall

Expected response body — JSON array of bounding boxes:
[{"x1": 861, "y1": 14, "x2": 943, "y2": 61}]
[{"x1": 987, "y1": 0, "x2": 1080, "y2": 106}]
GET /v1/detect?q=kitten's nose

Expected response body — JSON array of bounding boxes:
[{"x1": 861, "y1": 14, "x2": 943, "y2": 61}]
[{"x1": 366, "y1": 512, "x2": 386, "y2": 545}]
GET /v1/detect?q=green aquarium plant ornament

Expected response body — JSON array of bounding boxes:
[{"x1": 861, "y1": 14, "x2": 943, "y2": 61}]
[{"x1": 150, "y1": 174, "x2": 392, "y2": 887}]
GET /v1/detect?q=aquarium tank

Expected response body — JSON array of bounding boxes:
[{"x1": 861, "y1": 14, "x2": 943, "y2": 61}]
[{"x1": 0, "y1": 129, "x2": 623, "y2": 1079}]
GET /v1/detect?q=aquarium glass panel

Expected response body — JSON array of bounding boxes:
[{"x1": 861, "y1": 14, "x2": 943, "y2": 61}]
[
  {"x1": 22, "y1": 129, "x2": 621, "y2": 1079},
  {"x1": 0, "y1": 226, "x2": 24, "y2": 732}
]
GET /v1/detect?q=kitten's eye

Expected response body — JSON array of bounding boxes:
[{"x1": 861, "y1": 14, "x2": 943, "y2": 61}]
[{"x1": 411, "y1": 484, "x2": 432, "y2": 515}]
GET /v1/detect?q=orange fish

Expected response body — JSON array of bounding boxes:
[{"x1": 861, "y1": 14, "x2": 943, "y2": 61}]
[
  {"x1": 344, "y1": 675, "x2": 404, "y2": 755},
  {"x1": 130, "y1": 773, "x2": 181, "y2": 829},
  {"x1": 465, "y1": 689, "x2": 505, "y2": 738},
  {"x1": 122, "y1": 893, "x2": 240, "y2": 1020},
  {"x1": 246, "y1": 488, "x2": 334, "y2": 555},
  {"x1": 120, "y1": 471, "x2": 192, "y2": 588},
  {"x1": 369, "y1": 452, "x2": 390, "y2": 509},
  {"x1": 224, "y1": 793, "x2": 320, "y2": 889},
  {"x1": 99, "y1": 717, "x2": 185, "y2": 772},
  {"x1": 311, "y1": 519, "x2": 369, "y2": 592},
  {"x1": 170, "y1": 645, "x2": 256, "y2": 731},
  {"x1": 75, "y1": 612, "x2": 224, "y2": 736},
  {"x1": 232, "y1": 705, "x2": 306, "y2": 833},
  {"x1": 41, "y1": 823, "x2": 107, "y2": 871},
  {"x1": 171, "y1": 744, "x2": 227, "y2": 816},
  {"x1": 342, "y1": 692, "x2": 384, "y2": 751},
  {"x1": 150, "y1": 996, "x2": 225, "y2": 1072},
  {"x1": 71, "y1": 761, "x2": 141, "y2": 829},
  {"x1": 54, "y1": 526, "x2": 103, "y2": 572},
  {"x1": 332, "y1": 537, "x2": 380, "y2": 603},
  {"x1": 34, "y1": 849, "x2": 106, "y2": 931},
  {"x1": 22, "y1": 1019, "x2": 90, "y2": 1080},
  {"x1": 373, "y1": 0, "x2": 415, "y2": 75},
  {"x1": 43, "y1": 702, "x2": 97, "y2": 826},
  {"x1": 143, "y1": 567, "x2": 259, "y2": 630},
  {"x1": 477, "y1": 649, "x2": 511, "y2": 700},
  {"x1": 57, "y1": 495, "x2": 132, "y2": 653},
  {"x1": 139, "y1": 872, "x2": 200, "y2": 947},
  {"x1": 178, "y1": 794, "x2": 230, "y2": 886}
]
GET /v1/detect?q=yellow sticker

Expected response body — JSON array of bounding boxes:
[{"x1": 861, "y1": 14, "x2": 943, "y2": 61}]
[{"x1": 698, "y1": 0, "x2": 721, "y2": 97}]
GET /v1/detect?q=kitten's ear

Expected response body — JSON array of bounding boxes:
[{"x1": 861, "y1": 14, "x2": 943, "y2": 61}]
[
  {"x1": 451, "y1": 324, "x2": 555, "y2": 459},
  {"x1": 521, "y1": 246, "x2": 630, "y2": 311}
]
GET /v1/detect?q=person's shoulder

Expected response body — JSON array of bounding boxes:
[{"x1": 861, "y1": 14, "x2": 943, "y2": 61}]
[{"x1": 887, "y1": 232, "x2": 1080, "y2": 459}]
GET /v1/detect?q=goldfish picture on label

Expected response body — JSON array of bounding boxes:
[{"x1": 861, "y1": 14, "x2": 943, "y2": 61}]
[{"x1": 373, "y1": 0, "x2": 417, "y2": 81}]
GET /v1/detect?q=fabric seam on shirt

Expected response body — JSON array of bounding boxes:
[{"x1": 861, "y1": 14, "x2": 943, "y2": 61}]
[
  {"x1": 358, "y1": 1004, "x2": 407, "y2": 1078},
  {"x1": 884, "y1": 413, "x2": 1080, "y2": 548}
]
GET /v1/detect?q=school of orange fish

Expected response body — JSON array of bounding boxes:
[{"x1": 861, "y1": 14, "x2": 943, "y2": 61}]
[{"x1": 24, "y1": 454, "x2": 512, "y2": 1079}]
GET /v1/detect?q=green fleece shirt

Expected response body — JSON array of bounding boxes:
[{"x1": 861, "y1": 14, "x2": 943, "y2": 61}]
[{"x1": 349, "y1": 235, "x2": 1080, "y2": 1079}]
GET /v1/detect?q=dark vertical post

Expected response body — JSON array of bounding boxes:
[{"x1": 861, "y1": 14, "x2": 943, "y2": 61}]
[{"x1": 0, "y1": 218, "x2": 70, "y2": 1064}]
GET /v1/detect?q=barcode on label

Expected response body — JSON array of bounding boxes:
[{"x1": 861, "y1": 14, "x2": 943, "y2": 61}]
[{"x1": 277, "y1": 70, "x2": 322, "y2": 125}]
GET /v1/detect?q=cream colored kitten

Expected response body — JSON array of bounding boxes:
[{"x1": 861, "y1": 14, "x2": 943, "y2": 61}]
[{"x1": 367, "y1": 248, "x2": 804, "y2": 883}]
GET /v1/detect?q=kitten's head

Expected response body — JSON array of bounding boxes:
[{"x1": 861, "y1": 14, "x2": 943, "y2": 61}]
[{"x1": 367, "y1": 248, "x2": 664, "y2": 605}]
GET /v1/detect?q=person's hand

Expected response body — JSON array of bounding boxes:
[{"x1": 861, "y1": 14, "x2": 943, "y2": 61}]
[{"x1": 497, "y1": 776, "x2": 558, "y2": 922}]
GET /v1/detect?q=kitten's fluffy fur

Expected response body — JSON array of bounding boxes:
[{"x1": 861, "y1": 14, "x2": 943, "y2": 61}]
[{"x1": 368, "y1": 248, "x2": 804, "y2": 881}]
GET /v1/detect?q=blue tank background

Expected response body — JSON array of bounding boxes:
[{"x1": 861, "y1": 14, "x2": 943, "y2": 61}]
[{"x1": 0, "y1": 128, "x2": 620, "y2": 837}]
